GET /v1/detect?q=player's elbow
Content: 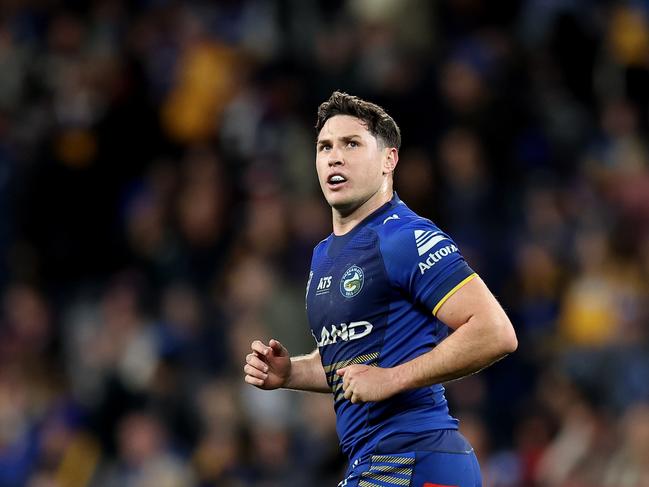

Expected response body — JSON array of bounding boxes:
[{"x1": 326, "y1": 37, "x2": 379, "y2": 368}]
[
  {"x1": 495, "y1": 317, "x2": 518, "y2": 355},
  {"x1": 471, "y1": 312, "x2": 517, "y2": 359},
  {"x1": 478, "y1": 312, "x2": 517, "y2": 357}
]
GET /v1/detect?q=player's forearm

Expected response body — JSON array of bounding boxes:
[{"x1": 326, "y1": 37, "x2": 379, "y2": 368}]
[
  {"x1": 392, "y1": 313, "x2": 517, "y2": 391},
  {"x1": 285, "y1": 350, "x2": 330, "y2": 393}
]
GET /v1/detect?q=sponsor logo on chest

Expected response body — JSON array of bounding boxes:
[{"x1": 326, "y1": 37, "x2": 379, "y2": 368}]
[
  {"x1": 316, "y1": 275, "x2": 333, "y2": 295},
  {"x1": 313, "y1": 321, "x2": 374, "y2": 347}
]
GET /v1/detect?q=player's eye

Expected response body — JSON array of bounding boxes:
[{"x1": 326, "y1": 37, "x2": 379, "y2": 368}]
[
  {"x1": 318, "y1": 144, "x2": 331, "y2": 152},
  {"x1": 347, "y1": 140, "x2": 358, "y2": 148}
]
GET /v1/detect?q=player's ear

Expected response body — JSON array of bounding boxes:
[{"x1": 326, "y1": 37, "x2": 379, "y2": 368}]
[{"x1": 383, "y1": 147, "x2": 399, "y2": 174}]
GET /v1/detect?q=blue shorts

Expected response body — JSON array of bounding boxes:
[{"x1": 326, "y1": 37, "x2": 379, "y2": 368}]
[{"x1": 339, "y1": 430, "x2": 482, "y2": 487}]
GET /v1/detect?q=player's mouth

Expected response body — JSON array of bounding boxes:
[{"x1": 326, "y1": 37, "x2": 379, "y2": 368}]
[{"x1": 327, "y1": 174, "x2": 348, "y2": 190}]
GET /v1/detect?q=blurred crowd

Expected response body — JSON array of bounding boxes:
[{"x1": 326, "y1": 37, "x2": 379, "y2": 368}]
[{"x1": 1, "y1": 0, "x2": 649, "y2": 486}]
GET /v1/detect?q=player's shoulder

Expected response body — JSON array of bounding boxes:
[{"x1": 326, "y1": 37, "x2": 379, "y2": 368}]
[
  {"x1": 311, "y1": 233, "x2": 332, "y2": 258},
  {"x1": 313, "y1": 235, "x2": 330, "y2": 250},
  {"x1": 372, "y1": 203, "x2": 443, "y2": 252},
  {"x1": 372, "y1": 201, "x2": 467, "y2": 285}
]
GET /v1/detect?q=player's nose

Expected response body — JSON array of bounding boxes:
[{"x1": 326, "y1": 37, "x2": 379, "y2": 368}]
[
  {"x1": 327, "y1": 144, "x2": 344, "y2": 167},
  {"x1": 328, "y1": 158, "x2": 344, "y2": 167},
  {"x1": 328, "y1": 149, "x2": 344, "y2": 166}
]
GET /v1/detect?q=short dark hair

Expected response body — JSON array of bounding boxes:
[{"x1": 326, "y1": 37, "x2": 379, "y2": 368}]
[{"x1": 316, "y1": 91, "x2": 401, "y2": 149}]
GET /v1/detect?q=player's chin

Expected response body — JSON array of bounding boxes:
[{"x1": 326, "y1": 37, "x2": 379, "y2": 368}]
[{"x1": 327, "y1": 195, "x2": 356, "y2": 213}]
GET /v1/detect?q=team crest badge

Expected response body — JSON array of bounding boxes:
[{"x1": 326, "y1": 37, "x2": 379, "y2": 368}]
[{"x1": 340, "y1": 265, "x2": 364, "y2": 298}]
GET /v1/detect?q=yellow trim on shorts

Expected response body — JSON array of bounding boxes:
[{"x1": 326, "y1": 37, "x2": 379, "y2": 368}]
[{"x1": 432, "y1": 273, "x2": 477, "y2": 316}]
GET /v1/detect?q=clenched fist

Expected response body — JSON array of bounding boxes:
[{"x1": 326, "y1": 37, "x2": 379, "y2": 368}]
[
  {"x1": 244, "y1": 339, "x2": 291, "y2": 390},
  {"x1": 336, "y1": 364, "x2": 400, "y2": 404}
]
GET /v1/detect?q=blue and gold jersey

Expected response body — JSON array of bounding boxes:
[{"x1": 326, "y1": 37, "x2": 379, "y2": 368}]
[{"x1": 305, "y1": 193, "x2": 477, "y2": 464}]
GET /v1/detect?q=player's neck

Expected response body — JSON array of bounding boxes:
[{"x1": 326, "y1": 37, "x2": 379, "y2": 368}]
[{"x1": 331, "y1": 187, "x2": 393, "y2": 236}]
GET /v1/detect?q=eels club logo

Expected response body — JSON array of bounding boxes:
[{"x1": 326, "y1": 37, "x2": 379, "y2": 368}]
[{"x1": 340, "y1": 265, "x2": 364, "y2": 298}]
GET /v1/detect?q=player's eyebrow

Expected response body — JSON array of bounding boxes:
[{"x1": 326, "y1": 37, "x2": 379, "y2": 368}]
[{"x1": 316, "y1": 134, "x2": 362, "y2": 146}]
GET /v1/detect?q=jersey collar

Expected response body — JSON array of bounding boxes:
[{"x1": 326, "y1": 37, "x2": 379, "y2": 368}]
[{"x1": 330, "y1": 192, "x2": 402, "y2": 243}]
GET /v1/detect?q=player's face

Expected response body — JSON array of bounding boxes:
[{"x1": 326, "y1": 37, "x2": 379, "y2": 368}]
[{"x1": 316, "y1": 115, "x2": 393, "y2": 216}]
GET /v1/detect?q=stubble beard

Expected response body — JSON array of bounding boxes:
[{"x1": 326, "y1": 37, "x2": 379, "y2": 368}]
[{"x1": 327, "y1": 187, "x2": 380, "y2": 220}]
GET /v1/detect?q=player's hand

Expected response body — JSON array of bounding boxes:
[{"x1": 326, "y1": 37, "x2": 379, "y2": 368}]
[
  {"x1": 336, "y1": 365, "x2": 398, "y2": 404},
  {"x1": 244, "y1": 339, "x2": 291, "y2": 390}
]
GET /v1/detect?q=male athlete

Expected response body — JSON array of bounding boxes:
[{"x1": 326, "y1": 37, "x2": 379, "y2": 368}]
[{"x1": 244, "y1": 91, "x2": 517, "y2": 487}]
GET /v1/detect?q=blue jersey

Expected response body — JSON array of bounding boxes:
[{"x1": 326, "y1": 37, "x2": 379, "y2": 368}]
[{"x1": 305, "y1": 193, "x2": 477, "y2": 464}]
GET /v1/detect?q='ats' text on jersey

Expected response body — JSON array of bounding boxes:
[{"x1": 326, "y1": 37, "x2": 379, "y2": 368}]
[{"x1": 305, "y1": 193, "x2": 477, "y2": 465}]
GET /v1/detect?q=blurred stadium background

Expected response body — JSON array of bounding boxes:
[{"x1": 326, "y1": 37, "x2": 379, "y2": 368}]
[{"x1": 1, "y1": 0, "x2": 649, "y2": 486}]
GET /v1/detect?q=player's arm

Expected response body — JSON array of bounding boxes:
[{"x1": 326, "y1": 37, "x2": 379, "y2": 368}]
[
  {"x1": 338, "y1": 276, "x2": 517, "y2": 403},
  {"x1": 244, "y1": 339, "x2": 330, "y2": 393},
  {"x1": 391, "y1": 275, "x2": 517, "y2": 389}
]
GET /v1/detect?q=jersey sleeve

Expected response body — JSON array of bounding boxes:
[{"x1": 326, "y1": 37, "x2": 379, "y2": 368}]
[{"x1": 379, "y1": 220, "x2": 477, "y2": 315}]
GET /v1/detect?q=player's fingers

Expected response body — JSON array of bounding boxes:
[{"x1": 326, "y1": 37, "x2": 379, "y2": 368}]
[
  {"x1": 340, "y1": 372, "x2": 350, "y2": 392},
  {"x1": 335, "y1": 370, "x2": 345, "y2": 391},
  {"x1": 251, "y1": 340, "x2": 271, "y2": 356},
  {"x1": 343, "y1": 378, "x2": 354, "y2": 399},
  {"x1": 246, "y1": 353, "x2": 269, "y2": 372},
  {"x1": 351, "y1": 388, "x2": 362, "y2": 404},
  {"x1": 244, "y1": 374, "x2": 265, "y2": 387},
  {"x1": 244, "y1": 363, "x2": 268, "y2": 381},
  {"x1": 336, "y1": 367, "x2": 347, "y2": 377},
  {"x1": 269, "y1": 339, "x2": 287, "y2": 356}
]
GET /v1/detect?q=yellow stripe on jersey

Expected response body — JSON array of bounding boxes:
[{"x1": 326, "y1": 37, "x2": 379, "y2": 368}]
[
  {"x1": 360, "y1": 473, "x2": 411, "y2": 486},
  {"x1": 359, "y1": 455, "x2": 415, "y2": 487},
  {"x1": 359, "y1": 480, "x2": 384, "y2": 487},
  {"x1": 432, "y1": 273, "x2": 477, "y2": 316},
  {"x1": 322, "y1": 352, "x2": 380, "y2": 374},
  {"x1": 370, "y1": 455, "x2": 415, "y2": 465},
  {"x1": 369, "y1": 466, "x2": 412, "y2": 475}
]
